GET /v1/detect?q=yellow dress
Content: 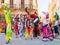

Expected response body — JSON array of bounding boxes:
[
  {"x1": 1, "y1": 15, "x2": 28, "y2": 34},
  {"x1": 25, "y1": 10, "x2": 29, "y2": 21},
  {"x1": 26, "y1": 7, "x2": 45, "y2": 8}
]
[{"x1": 25, "y1": 27, "x2": 29, "y2": 39}]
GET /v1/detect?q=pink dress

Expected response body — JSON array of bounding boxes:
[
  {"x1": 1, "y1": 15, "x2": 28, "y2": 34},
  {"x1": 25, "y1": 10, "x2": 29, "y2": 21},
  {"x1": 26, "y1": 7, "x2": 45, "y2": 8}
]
[{"x1": 43, "y1": 20, "x2": 53, "y2": 38}]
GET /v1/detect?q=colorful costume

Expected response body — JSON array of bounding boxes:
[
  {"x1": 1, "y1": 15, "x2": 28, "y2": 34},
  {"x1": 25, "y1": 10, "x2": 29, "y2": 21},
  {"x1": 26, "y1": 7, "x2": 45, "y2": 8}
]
[
  {"x1": 33, "y1": 17, "x2": 40, "y2": 37},
  {"x1": 25, "y1": 27, "x2": 29, "y2": 39},
  {"x1": 13, "y1": 15, "x2": 19, "y2": 38},
  {"x1": 25, "y1": 20, "x2": 30, "y2": 39},
  {"x1": 42, "y1": 20, "x2": 53, "y2": 41},
  {"x1": 3, "y1": 3, "x2": 12, "y2": 43}
]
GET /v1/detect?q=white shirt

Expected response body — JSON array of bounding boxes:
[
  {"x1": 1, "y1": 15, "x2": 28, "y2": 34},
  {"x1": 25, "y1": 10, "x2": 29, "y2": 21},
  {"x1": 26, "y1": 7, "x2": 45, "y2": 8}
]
[
  {"x1": 43, "y1": 20, "x2": 47, "y2": 26},
  {"x1": 54, "y1": 20, "x2": 58, "y2": 26}
]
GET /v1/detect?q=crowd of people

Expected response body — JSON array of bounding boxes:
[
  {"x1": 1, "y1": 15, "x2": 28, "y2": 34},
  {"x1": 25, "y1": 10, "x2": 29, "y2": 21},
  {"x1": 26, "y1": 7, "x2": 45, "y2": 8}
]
[
  {"x1": 2, "y1": 11, "x2": 60, "y2": 42},
  {"x1": 13, "y1": 12, "x2": 40, "y2": 39}
]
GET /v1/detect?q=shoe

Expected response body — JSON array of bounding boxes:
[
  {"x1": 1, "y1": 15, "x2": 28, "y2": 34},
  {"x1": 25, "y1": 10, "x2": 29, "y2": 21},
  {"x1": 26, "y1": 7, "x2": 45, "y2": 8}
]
[
  {"x1": 49, "y1": 37, "x2": 53, "y2": 41},
  {"x1": 42, "y1": 38, "x2": 49, "y2": 42}
]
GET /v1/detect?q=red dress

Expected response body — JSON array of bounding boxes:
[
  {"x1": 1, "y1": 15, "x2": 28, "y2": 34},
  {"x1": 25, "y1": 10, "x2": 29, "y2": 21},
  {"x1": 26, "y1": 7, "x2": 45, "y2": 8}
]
[{"x1": 14, "y1": 25, "x2": 18, "y2": 35}]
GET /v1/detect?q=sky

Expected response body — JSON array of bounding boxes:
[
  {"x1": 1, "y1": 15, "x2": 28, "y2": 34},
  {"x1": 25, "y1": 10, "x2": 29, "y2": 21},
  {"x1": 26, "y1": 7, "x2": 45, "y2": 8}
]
[{"x1": 37, "y1": 0, "x2": 51, "y2": 16}]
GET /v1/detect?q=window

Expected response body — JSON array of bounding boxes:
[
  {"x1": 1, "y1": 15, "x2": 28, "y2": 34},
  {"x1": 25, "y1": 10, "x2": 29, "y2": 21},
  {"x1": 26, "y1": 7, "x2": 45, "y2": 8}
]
[
  {"x1": 21, "y1": 0, "x2": 24, "y2": 8},
  {"x1": 2, "y1": 0, "x2": 4, "y2": 3},
  {"x1": 10, "y1": 0, "x2": 13, "y2": 8},
  {"x1": 24, "y1": 0, "x2": 30, "y2": 9}
]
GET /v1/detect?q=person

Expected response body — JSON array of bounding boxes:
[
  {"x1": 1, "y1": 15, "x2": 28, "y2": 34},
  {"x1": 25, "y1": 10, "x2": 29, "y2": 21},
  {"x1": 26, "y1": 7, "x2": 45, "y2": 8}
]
[
  {"x1": 3, "y1": 3, "x2": 12, "y2": 44},
  {"x1": 54, "y1": 19, "x2": 59, "y2": 38},
  {"x1": 25, "y1": 21, "x2": 30, "y2": 40},
  {"x1": 21, "y1": 15, "x2": 26, "y2": 36},
  {"x1": 58, "y1": 18, "x2": 60, "y2": 26},
  {"x1": 13, "y1": 14, "x2": 19, "y2": 38},
  {"x1": 25, "y1": 27, "x2": 29, "y2": 40},
  {"x1": 30, "y1": 24, "x2": 34, "y2": 40},
  {"x1": 33, "y1": 12, "x2": 40, "y2": 38},
  {"x1": 14, "y1": 22, "x2": 18, "y2": 38},
  {"x1": 18, "y1": 22, "x2": 20, "y2": 35},
  {"x1": 19, "y1": 20, "x2": 23, "y2": 37},
  {"x1": 42, "y1": 19, "x2": 53, "y2": 41},
  {"x1": 29, "y1": 18, "x2": 34, "y2": 39},
  {"x1": 49, "y1": 20, "x2": 54, "y2": 38},
  {"x1": 6, "y1": 24, "x2": 12, "y2": 44}
]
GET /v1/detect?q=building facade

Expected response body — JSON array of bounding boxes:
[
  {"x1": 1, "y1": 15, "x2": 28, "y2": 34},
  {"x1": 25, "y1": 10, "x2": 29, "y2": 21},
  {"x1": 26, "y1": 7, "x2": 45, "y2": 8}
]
[
  {"x1": 0, "y1": 0, "x2": 38, "y2": 32},
  {"x1": 0, "y1": 0, "x2": 38, "y2": 13},
  {"x1": 0, "y1": 0, "x2": 38, "y2": 22}
]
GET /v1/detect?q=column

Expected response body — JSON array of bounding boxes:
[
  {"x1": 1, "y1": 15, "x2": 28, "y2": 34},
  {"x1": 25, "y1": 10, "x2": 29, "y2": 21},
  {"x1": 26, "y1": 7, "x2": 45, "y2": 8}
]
[
  {"x1": 36, "y1": 0, "x2": 38, "y2": 9},
  {"x1": 30, "y1": 0, "x2": 33, "y2": 9},
  {"x1": 10, "y1": 0, "x2": 13, "y2": 8},
  {"x1": 19, "y1": 0, "x2": 21, "y2": 9},
  {"x1": 32, "y1": 0, "x2": 37, "y2": 9},
  {"x1": 21, "y1": 0, "x2": 24, "y2": 8},
  {"x1": 0, "y1": 0, "x2": 2, "y2": 8},
  {"x1": 14, "y1": 0, "x2": 21, "y2": 9},
  {"x1": 24, "y1": 0, "x2": 30, "y2": 8}
]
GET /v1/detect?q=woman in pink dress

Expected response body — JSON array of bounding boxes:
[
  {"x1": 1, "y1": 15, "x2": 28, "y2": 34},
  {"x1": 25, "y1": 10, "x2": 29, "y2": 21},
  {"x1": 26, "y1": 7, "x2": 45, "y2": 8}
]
[{"x1": 42, "y1": 19, "x2": 53, "y2": 41}]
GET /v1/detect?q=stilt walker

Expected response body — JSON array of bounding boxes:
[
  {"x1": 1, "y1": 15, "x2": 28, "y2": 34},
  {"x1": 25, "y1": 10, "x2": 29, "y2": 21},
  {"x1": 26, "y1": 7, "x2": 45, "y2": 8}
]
[{"x1": 3, "y1": 3, "x2": 12, "y2": 44}]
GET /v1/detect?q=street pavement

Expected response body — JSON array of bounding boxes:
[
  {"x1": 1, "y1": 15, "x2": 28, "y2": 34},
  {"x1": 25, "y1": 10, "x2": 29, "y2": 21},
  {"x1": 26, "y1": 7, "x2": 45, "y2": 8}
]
[{"x1": 0, "y1": 33, "x2": 60, "y2": 45}]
